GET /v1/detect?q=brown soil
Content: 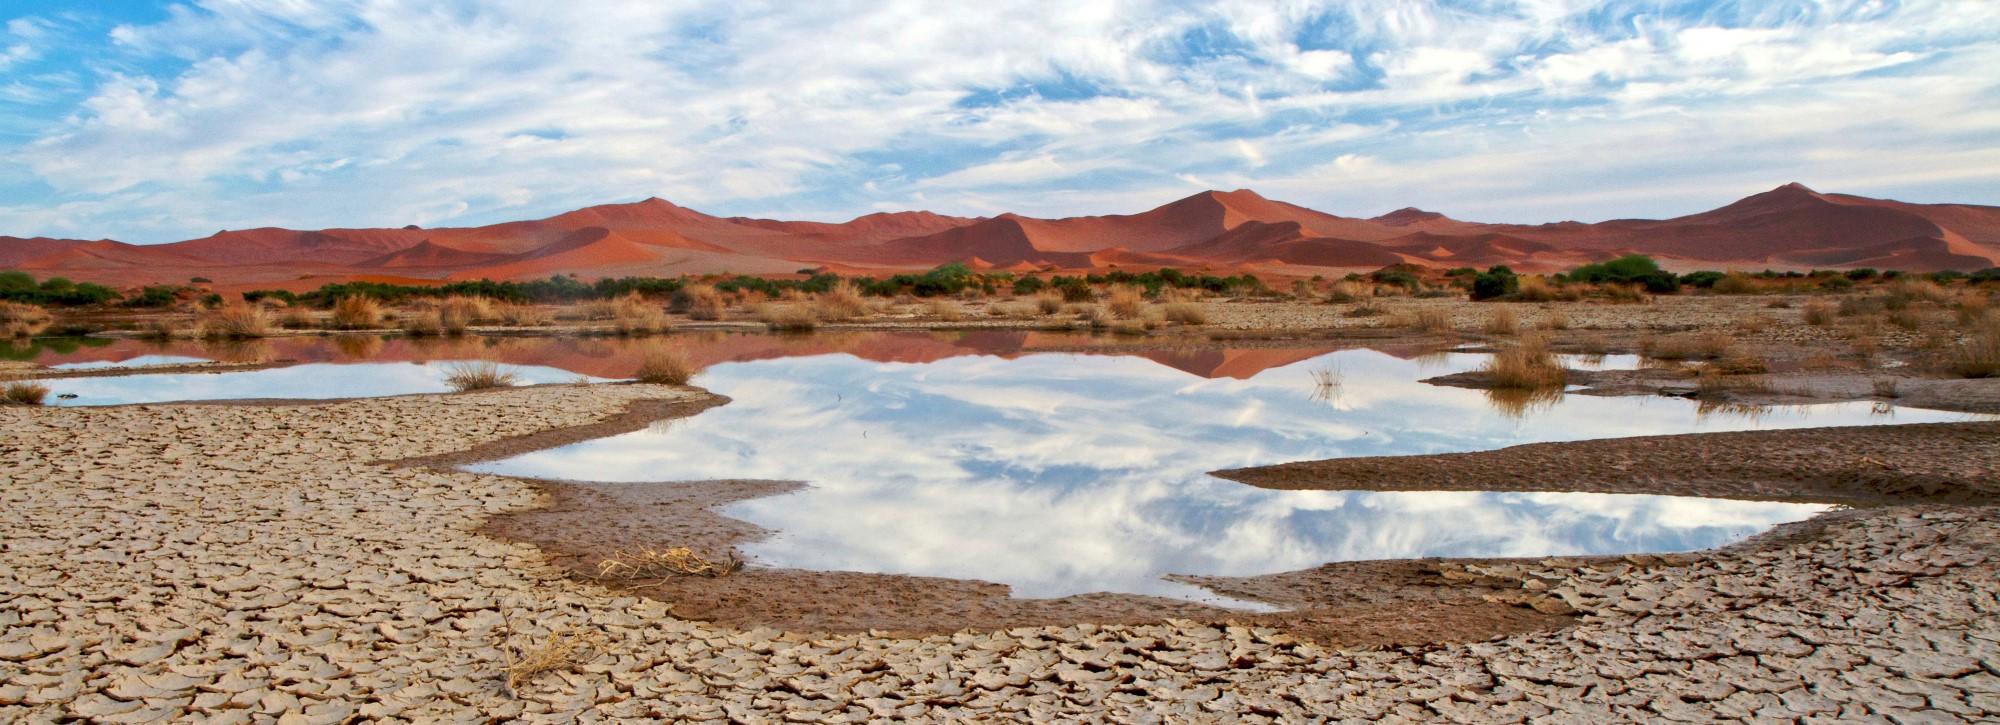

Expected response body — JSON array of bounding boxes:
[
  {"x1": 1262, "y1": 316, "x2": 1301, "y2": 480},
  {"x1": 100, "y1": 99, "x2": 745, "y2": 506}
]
[{"x1": 1215, "y1": 421, "x2": 2000, "y2": 505}]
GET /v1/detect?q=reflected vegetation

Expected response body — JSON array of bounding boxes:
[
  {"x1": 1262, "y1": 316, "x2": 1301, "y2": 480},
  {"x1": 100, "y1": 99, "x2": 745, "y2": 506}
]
[
  {"x1": 31, "y1": 361, "x2": 607, "y2": 406},
  {"x1": 471, "y1": 348, "x2": 1987, "y2": 604}
]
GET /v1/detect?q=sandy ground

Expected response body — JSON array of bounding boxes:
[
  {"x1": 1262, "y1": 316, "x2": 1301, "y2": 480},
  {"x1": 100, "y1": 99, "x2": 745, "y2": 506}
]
[{"x1": 3, "y1": 383, "x2": 1998, "y2": 721}]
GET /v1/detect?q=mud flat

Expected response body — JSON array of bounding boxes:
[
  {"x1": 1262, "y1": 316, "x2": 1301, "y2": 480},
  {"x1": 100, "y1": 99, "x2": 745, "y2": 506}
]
[{"x1": 3, "y1": 384, "x2": 1998, "y2": 721}]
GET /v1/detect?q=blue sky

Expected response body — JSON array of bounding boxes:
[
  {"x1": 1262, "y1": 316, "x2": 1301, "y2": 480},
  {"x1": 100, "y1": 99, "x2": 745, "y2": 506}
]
[{"x1": 1, "y1": 0, "x2": 1996, "y2": 244}]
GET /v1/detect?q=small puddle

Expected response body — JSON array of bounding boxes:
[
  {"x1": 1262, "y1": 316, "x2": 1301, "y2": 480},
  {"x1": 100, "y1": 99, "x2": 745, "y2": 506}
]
[
  {"x1": 27, "y1": 361, "x2": 602, "y2": 406},
  {"x1": 467, "y1": 347, "x2": 1984, "y2": 606}
]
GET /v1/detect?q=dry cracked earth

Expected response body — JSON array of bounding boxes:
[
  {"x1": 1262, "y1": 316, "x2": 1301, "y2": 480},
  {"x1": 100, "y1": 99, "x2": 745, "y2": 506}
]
[{"x1": 1, "y1": 384, "x2": 1997, "y2": 722}]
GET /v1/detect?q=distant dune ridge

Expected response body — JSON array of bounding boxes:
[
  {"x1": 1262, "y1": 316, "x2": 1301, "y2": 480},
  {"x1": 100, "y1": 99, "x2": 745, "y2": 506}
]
[{"x1": 4, "y1": 183, "x2": 1997, "y2": 287}]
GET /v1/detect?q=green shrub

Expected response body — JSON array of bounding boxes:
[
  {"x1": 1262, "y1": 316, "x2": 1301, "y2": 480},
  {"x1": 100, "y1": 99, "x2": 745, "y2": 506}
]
[{"x1": 1470, "y1": 266, "x2": 1519, "y2": 301}]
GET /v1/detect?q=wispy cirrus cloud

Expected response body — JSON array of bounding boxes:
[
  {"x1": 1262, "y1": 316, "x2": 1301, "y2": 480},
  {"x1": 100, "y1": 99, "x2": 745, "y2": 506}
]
[{"x1": 0, "y1": 0, "x2": 1995, "y2": 243}]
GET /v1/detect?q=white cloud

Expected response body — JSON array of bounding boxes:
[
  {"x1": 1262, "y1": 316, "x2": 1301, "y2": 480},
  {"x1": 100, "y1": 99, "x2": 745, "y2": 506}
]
[{"x1": 0, "y1": 0, "x2": 1995, "y2": 241}]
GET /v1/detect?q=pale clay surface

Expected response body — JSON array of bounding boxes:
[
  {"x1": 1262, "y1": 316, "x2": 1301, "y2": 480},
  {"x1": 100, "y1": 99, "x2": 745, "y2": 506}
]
[{"x1": 0, "y1": 383, "x2": 1995, "y2": 722}]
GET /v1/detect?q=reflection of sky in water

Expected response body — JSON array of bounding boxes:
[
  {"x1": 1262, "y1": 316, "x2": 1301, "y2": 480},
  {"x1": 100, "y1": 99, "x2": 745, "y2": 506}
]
[
  {"x1": 469, "y1": 349, "x2": 1983, "y2": 605},
  {"x1": 50, "y1": 355, "x2": 211, "y2": 370},
  {"x1": 31, "y1": 362, "x2": 601, "y2": 406}
]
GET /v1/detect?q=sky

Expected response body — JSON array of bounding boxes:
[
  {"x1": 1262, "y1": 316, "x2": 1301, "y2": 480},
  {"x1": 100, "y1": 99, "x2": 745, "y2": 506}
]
[{"x1": 0, "y1": 0, "x2": 1995, "y2": 245}]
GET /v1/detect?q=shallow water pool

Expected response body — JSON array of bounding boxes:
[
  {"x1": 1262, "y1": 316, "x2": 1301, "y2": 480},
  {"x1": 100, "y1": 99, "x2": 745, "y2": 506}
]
[
  {"x1": 469, "y1": 348, "x2": 1984, "y2": 605},
  {"x1": 28, "y1": 361, "x2": 602, "y2": 406}
]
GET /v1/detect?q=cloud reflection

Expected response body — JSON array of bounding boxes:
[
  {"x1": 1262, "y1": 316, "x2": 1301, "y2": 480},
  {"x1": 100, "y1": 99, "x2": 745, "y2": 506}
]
[{"x1": 471, "y1": 350, "x2": 1979, "y2": 604}]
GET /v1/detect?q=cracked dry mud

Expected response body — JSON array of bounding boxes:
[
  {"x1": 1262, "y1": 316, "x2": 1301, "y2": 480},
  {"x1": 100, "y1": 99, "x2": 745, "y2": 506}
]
[{"x1": 3, "y1": 384, "x2": 1998, "y2": 722}]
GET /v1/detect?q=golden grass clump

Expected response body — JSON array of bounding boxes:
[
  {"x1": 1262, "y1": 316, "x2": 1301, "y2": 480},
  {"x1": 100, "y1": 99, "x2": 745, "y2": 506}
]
[
  {"x1": 331, "y1": 296, "x2": 384, "y2": 329},
  {"x1": 1942, "y1": 318, "x2": 2000, "y2": 378},
  {"x1": 140, "y1": 317, "x2": 180, "y2": 341},
  {"x1": 1710, "y1": 353, "x2": 1770, "y2": 376},
  {"x1": 757, "y1": 303, "x2": 818, "y2": 331},
  {"x1": 1884, "y1": 278, "x2": 1950, "y2": 309},
  {"x1": 1034, "y1": 291, "x2": 1065, "y2": 315},
  {"x1": 199, "y1": 302, "x2": 270, "y2": 340},
  {"x1": 438, "y1": 295, "x2": 492, "y2": 332},
  {"x1": 495, "y1": 302, "x2": 553, "y2": 326},
  {"x1": 1105, "y1": 285, "x2": 1144, "y2": 319},
  {"x1": 442, "y1": 360, "x2": 518, "y2": 392},
  {"x1": 1482, "y1": 307, "x2": 1520, "y2": 336},
  {"x1": 672, "y1": 284, "x2": 725, "y2": 320},
  {"x1": 1513, "y1": 276, "x2": 1577, "y2": 303},
  {"x1": 1480, "y1": 335, "x2": 1567, "y2": 390},
  {"x1": 1537, "y1": 311, "x2": 1570, "y2": 331},
  {"x1": 594, "y1": 547, "x2": 742, "y2": 579},
  {"x1": 278, "y1": 306, "x2": 316, "y2": 329},
  {"x1": 1394, "y1": 308, "x2": 1454, "y2": 333},
  {"x1": 503, "y1": 628, "x2": 608, "y2": 694},
  {"x1": 1161, "y1": 301, "x2": 1207, "y2": 325},
  {"x1": 3, "y1": 381, "x2": 49, "y2": 405},
  {"x1": 1803, "y1": 299, "x2": 1838, "y2": 326},
  {"x1": 633, "y1": 343, "x2": 697, "y2": 385},
  {"x1": 812, "y1": 281, "x2": 869, "y2": 322},
  {"x1": 1326, "y1": 280, "x2": 1374, "y2": 303},
  {"x1": 0, "y1": 301, "x2": 52, "y2": 338},
  {"x1": 1641, "y1": 332, "x2": 1735, "y2": 360},
  {"x1": 1711, "y1": 273, "x2": 1759, "y2": 295},
  {"x1": 610, "y1": 294, "x2": 667, "y2": 335},
  {"x1": 400, "y1": 309, "x2": 445, "y2": 337},
  {"x1": 926, "y1": 299, "x2": 964, "y2": 322},
  {"x1": 1955, "y1": 293, "x2": 1991, "y2": 326}
]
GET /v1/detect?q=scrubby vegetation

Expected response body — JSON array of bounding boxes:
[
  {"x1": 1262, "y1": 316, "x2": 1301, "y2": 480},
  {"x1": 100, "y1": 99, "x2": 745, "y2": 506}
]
[
  {"x1": 331, "y1": 296, "x2": 384, "y2": 329},
  {"x1": 1481, "y1": 335, "x2": 1567, "y2": 389},
  {"x1": 633, "y1": 343, "x2": 697, "y2": 385},
  {"x1": 1, "y1": 301, "x2": 52, "y2": 338},
  {"x1": 442, "y1": 361, "x2": 518, "y2": 392},
  {"x1": 0, "y1": 271, "x2": 118, "y2": 306},
  {"x1": 199, "y1": 302, "x2": 270, "y2": 340},
  {"x1": 609, "y1": 294, "x2": 667, "y2": 335},
  {"x1": 671, "y1": 284, "x2": 725, "y2": 321},
  {"x1": 3, "y1": 381, "x2": 49, "y2": 405},
  {"x1": 757, "y1": 303, "x2": 818, "y2": 332}
]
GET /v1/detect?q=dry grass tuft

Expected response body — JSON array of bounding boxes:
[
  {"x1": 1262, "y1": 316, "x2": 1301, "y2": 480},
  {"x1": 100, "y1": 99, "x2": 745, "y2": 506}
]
[
  {"x1": 1712, "y1": 273, "x2": 1759, "y2": 295},
  {"x1": 1308, "y1": 365, "x2": 1341, "y2": 403},
  {"x1": 1538, "y1": 311, "x2": 1571, "y2": 331},
  {"x1": 926, "y1": 299, "x2": 964, "y2": 322},
  {"x1": 1482, "y1": 308, "x2": 1520, "y2": 336},
  {"x1": 1326, "y1": 280, "x2": 1374, "y2": 303},
  {"x1": 1106, "y1": 285, "x2": 1145, "y2": 319},
  {"x1": 1161, "y1": 301, "x2": 1207, "y2": 325},
  {"x1": 594, "y1": 547, "x2": 742, "y2": 579},
  {"x1": 633, "y1": 343, "x2": 697, "y2": 385},
  {"x1": 1513, "y1": 277, "x2": 1577, "y2": 302},
  {"x1": 757, "y1": 303, "x2": 818, "y2": 331},
  {"x1": 3, "y1": 381, "x2": 49, "y2": 405},
  {"x1": 1885, "y1": 279, "x2": 1950, "y2": 309},
  {"x1": 438, "y1": 295, "x2": 492, "y2": 332},
  {"x1": 1, "y1": 302, "x2": 52, "y2": 338},
  {"x1": 400, "y1": 309, "x2": 445, "y2": 337},
  {"x1": 503, "y1": 628, "x2": 608, "y2": 694},
  {"x1": 672, "y1": 284, "x2": 725, "y2": 320},
  {"x1": 1941, "y1": 318, "x2": 2000, "y2": 378},
  {"x1": 1393, "y1": 308, "x2": 1454, "y2": 333},
  {"x1": 1871, "y1": 378, "x2": 1901, "y2": 399},
  {"x1": 812, "y1": 281, "x2": 869, "y2": 322},
  {"x1": 1481, "y1": 335, "x2": 1567, "y2": 389},
  {"x1": 140, "y1": 318, "x2": 180, "y2": 341},
  {"x1": 331, "y1": 296, "x2": 384, "y2": 330},
  {"x1": 1802, "y1": 299, "x2": 1838, "y2": 326},
  {"x1": 1034, "y1": 291, "x2": 1065, "y2": 315},
  {"x1": 1710, "y1": 353, "x2": 1770, "y2": 376},
  {"x1": 496, "y1": 303, "x2": 553, "y2": 326},
  {"x1": 1642, "y1": 332, "x2": 1734, "y2": 360},
  {"x1": 278, "y1": 306, "x2": 315, "y2": 329},
  {"x1": 611, "y1": 294, "x2": 667, "y2": 335},
  {"x1": 442, "y1": 361, "x2": 518, "y2": 392},
  {"x1": 199, "y1": 302, "x2": 269, "y2": 340}
]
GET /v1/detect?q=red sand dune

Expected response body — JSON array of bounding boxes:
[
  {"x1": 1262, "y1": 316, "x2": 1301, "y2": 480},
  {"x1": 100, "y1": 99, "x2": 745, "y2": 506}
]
[{"x1": 4, "y1": 183, "x2": 1997, "y2": 287}]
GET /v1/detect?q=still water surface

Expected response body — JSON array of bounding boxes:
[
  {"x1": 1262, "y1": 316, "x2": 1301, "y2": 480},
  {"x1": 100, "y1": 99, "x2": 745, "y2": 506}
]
[{"x1": 467, "y1": 346, "x2": 1981, "y2": 605}]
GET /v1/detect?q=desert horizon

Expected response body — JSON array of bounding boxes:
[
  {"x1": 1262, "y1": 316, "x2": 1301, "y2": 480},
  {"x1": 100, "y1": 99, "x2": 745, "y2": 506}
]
[{"x1": 5, "y1": 2, "x2": 2000, "y2": 722}]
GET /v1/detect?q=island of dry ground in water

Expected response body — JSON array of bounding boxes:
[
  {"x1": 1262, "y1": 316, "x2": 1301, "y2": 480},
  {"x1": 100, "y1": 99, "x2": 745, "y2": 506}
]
[{"x1": 1, "y1": 368, "x2": 1997, "y2": 721}]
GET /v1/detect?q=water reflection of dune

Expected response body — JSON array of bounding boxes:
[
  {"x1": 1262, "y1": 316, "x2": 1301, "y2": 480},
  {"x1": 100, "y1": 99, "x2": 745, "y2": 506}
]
[{"x1": 23, "y1": 331, "x2": 1352, "y2": 381}]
